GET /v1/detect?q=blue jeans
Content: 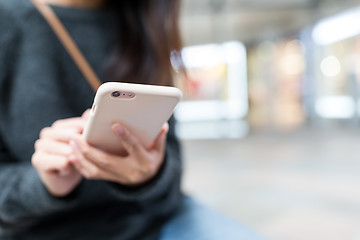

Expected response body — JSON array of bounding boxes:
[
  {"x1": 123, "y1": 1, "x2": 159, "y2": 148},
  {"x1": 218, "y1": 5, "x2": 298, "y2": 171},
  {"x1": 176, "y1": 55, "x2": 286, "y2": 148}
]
[{"x1": 159, "y1": 196, "x2": 265, "y2": 240}]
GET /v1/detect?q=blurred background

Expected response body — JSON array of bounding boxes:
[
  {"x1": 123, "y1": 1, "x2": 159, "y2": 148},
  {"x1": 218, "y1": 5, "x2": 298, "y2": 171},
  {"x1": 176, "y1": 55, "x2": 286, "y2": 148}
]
[{"x1": 175, "y1": 0, "x2": 360, "y2": 239}]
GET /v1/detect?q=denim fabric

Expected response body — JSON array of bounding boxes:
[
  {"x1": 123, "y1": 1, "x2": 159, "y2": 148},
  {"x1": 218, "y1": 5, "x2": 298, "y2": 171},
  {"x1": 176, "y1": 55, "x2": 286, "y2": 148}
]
[{"x1": 159, "y1": 196, "x2": 266, "y2": 240}]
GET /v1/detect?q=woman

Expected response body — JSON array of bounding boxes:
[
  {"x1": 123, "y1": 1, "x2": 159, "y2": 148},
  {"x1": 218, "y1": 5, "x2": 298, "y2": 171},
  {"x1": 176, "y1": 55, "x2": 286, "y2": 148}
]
[
  {"x1": 0, "y1": 0, "x2": 264, "y2": 239},
  {"x1": 0, "y1": 0, "x2": 182, "y2": 239}
]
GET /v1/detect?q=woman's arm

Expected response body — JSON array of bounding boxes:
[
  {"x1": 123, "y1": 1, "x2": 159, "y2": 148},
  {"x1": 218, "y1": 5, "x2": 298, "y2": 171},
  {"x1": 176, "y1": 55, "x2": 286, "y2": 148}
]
[
  {"x1": 0, "y1": 134, "x2": 81, "y2": 228},
  {"x1": 0, "y1": 113, "x2": 92, "y2": 230}
]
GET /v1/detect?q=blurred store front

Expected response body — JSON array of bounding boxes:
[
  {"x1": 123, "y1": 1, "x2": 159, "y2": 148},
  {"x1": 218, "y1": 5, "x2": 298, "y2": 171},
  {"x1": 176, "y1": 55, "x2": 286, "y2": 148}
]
[
  {"x1": 178, "y1": 2, "x2": 360, "y2": 240},
  {"x1": 247, "y1": 38, "x2": 306, "y2": 130},
  {"x1": 176, "y1": 2, "x2": 360, "y2": 138},
  {"x1": 175, "y1": 41, "x2": 249, "y2": 139},
  {"x1": 309, "y1": 6, "x2": 360, "y2": 122}
]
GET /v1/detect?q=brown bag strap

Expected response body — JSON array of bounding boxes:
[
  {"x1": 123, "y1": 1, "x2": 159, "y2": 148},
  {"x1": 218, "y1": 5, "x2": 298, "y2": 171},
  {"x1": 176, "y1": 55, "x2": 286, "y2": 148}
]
[{"x1": 31, "y1": 0, "x2": 102, "y2": 91}]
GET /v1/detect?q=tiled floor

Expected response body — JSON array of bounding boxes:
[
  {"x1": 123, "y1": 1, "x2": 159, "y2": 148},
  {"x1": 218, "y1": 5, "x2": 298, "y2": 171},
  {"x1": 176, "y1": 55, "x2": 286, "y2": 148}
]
[{"x1": 181, "y1": 126, "x2": 360, "y2": 240}]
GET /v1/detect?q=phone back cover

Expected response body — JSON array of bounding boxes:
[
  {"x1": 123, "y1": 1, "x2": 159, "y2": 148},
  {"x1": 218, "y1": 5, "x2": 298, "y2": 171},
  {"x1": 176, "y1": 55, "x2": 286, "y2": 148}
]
[{"x1": 83, "y1": 82, "x2": 182, "y2": 154}]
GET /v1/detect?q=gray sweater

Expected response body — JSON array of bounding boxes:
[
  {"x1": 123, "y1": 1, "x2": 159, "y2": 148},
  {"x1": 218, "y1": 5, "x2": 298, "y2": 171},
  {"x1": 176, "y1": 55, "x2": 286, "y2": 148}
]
[{"x1": 0, "y1": 0, "x2": 182, "y2": 239}]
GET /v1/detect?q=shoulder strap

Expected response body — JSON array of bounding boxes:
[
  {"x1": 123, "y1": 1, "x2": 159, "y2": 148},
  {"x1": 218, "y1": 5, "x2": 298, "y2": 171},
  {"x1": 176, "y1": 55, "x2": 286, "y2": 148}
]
[{"x1": 31, "y1": 0, "x2": 102, "y2": 91}]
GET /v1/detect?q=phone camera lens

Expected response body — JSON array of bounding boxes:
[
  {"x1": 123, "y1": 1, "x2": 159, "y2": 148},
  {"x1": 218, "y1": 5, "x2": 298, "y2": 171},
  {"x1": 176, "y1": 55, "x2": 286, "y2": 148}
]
[{"x1": 112, "y1": 91, "x2": 121, "y2": 97}]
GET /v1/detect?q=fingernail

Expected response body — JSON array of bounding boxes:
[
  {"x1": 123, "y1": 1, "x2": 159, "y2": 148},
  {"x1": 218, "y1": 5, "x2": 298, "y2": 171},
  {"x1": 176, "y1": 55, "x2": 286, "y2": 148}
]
[{"x1": 112, "y1": 123, "x2": 124, "y2": 136}]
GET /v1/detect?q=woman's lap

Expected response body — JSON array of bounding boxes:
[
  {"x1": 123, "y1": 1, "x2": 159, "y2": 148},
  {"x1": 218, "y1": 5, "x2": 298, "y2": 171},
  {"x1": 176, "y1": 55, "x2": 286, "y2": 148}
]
[{"x1": 159, "y1": 196, "x2": 265, "y2": 240}]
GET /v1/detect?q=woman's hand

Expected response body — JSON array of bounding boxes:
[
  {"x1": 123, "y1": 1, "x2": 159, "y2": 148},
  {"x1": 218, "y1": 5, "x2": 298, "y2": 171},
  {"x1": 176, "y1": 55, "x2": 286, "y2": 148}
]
[
  {"x1": 31, "y1": 112, "x2": 89, "y2": 197},
  {"x1": 69, "y1": 123, "x2": 169, "y2": 186}
]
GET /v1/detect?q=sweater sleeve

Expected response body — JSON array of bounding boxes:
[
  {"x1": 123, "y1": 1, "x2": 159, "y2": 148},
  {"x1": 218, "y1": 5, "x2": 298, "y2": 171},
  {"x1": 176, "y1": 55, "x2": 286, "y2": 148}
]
[
  {"x1": 0, "y1": 135, "x2": 85, "y2": 231},
  {"x1": 0, "y1": 6, "x2": 17, "y2": 87},
  {"x1": 0, "y1": 6, "x2": 81, "y2": 231}
]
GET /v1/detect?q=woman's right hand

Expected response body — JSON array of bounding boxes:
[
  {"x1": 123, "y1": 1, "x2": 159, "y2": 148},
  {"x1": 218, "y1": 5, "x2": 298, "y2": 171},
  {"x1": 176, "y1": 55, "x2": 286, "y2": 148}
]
[{"x1": 31, "y1": 113, "x2": 88, "y2": 197}]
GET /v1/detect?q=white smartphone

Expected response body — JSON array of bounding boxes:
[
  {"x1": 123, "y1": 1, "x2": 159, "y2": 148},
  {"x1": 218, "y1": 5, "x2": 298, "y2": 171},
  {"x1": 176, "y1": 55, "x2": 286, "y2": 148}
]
[{"x1": 83, "y1": 82, "x2": 183, "y2": 154}]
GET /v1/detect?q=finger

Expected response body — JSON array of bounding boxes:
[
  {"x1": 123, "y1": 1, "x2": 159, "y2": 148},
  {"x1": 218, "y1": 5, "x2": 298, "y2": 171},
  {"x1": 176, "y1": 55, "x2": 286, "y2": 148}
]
[
  {"x1": 71, "y1": 137, "x2": 119, "y2": 170},
  {"x1": 70, "y1": 140, "x2": 107, "y2": 180},
  {"x1": 35, "y1": 139, "x2": 73, "y2": 156},
  {"x1": 150, "y1": 123, "x2": 169, "y2": 150},
  {"x1": 32, "y1": 151, "x2": 70, "y2": 172},
  {"x1": 162, "y1": 122, "x2": 170, "y2": 133},
  {"x1": 82, "y1": 109, "x2": 91, "y2": 120},
  {"x1": 69, "y1": 138, "x2": 136, "y2": 183},
  {"x1": 152, "y1": 125, "x2": 168, "y2": 153},
  {"x1": 52, "y1": 118, "x2": 87, "y2": 130},
  {"x1": 58, "y1": 166, "x2": 73, "y2": 177},
  {"x1": 111, "y1": 123, "x2": 147, "y2": 159},
  {"x1": 40, "y1": 127, "x2": 81, "y2": 142}
]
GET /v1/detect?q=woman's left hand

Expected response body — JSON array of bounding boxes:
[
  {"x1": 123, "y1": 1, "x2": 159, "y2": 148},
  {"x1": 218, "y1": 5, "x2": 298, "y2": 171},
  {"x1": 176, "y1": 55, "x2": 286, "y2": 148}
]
[{"x1": 69, "y1": 123, "x2": 169, "y2": 186}]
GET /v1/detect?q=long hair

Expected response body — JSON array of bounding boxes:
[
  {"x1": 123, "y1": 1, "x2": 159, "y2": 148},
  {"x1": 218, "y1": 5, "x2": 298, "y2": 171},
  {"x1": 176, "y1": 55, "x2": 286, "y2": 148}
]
[{"x1": 104, "y1": 0, "x2": 182, "y2": 86}]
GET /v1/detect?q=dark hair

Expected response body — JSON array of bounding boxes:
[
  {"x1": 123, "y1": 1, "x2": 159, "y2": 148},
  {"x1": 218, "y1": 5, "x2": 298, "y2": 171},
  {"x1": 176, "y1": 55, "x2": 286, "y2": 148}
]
[{"x1": 105, "y1": 0, "x2": 182, "y2": 86}]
